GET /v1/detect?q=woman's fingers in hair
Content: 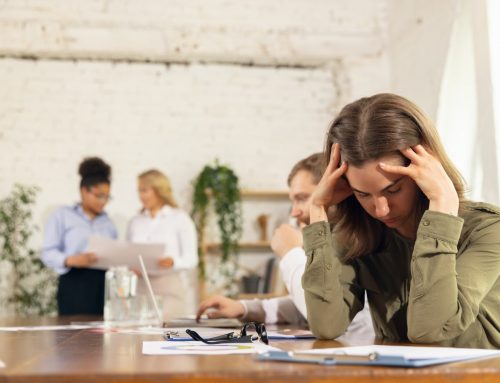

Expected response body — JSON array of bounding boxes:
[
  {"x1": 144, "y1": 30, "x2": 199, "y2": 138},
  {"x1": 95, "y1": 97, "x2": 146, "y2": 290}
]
[
  {"x1": 332, "y1": 160, "x2": 348, "y2": 178},
  {"x1": 401, "y1": 145, "x2": 432, "y2": 163},
  {"x1": 412, "y1": 144, "x2": 428, "y2": 155},
  {"x1": 413, "y1": 144, "x2": 434, "y2": 157},
  {"x1": 399, "y1": 146, "x2": 423, "y2": 164},
  {"x1": 326, "y1": 143, "x2": 341, "y2": 172},
  {"x1": 378, "y1": 161, "x2": 412, "y2": 176},
  {"x1": 378, "y1": 145, "x2": 430, "y2": 176}
]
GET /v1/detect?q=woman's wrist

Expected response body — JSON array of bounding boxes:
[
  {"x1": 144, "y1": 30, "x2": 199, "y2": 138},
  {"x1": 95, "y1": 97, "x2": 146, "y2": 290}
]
[
  {"x1": 428, "y1": 194, "x2": 459, "y2": 216},
  {"x1": 309, "y1": 204, "x2": 328, "y2": 223}
]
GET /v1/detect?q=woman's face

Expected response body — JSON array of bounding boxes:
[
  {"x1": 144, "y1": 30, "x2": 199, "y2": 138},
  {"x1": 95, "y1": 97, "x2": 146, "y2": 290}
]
[
  {"x1": 80, "y1": 183, "x2": 111, "y2": 215},
  {"x1": 138, "y1": 180, "x2": 163, "y2": 211},
  {"x1": 345, "y1": 154, "x2": 421, "y2": 238}
]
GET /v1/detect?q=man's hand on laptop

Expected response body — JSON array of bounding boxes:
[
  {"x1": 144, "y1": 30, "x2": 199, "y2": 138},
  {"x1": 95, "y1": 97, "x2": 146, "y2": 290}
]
[{"x1": 196, "y1": 295, "x2": 245, "y2": 322}]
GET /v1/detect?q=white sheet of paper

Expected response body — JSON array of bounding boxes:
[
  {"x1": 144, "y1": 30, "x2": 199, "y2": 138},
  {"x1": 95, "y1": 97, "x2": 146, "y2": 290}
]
[
  {"x1": 300, "y1": 345, "x2": 500, "y2": 362},
  {"x1": 87, "y1": 236, "x2": 166, "y2": 275},
  {"x1": 143, "y1": 341, "x2": 278, "y2": 355},
  {"x1": 0, "y1": 325, "x2": 94, "y2": 332}
]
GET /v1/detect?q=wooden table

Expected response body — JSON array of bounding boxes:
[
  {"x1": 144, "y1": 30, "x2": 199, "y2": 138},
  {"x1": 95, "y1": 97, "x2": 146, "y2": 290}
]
[{"x1": 1, "y1": 316, "x2": 500, "y2": 383}]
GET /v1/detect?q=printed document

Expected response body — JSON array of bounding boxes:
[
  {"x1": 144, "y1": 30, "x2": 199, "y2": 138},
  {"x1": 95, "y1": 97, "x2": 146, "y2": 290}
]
[{"x1": 87, "y1": 236, "x2": 166, "y2": 275}]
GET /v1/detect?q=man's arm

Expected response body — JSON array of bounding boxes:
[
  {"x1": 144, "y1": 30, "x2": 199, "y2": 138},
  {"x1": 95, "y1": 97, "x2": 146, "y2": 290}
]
[{"x1": 241, "y1": 296, "x2": 307, "y2": 326}]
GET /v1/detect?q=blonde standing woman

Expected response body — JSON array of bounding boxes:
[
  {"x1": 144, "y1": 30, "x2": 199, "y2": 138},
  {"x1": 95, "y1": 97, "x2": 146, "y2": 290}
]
[{"x1": 127, "y1": 169, "x2": 198, "y2": 319}]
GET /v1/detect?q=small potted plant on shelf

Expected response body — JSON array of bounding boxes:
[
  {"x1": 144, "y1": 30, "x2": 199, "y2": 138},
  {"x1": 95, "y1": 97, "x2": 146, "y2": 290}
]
[{"x1": 191, "y1": 160, "x2": 243, "y2": 296}]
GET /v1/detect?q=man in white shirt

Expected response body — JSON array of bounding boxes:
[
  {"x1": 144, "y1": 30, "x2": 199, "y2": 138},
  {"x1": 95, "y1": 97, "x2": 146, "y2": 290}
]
[{"x1": 196, "y1": 153, "x2": 374, "y2": 338}]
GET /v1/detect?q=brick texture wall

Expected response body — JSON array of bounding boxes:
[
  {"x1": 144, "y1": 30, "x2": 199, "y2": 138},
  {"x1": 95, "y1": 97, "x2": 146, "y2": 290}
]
[{"x1": 0, "y1": 1, "x2": 391, "y2": 296}]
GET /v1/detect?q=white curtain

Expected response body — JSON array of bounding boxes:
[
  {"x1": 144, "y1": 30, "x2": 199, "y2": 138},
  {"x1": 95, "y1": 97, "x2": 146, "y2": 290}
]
[
  {"x1": 487, "y1": 0, "x2": 500, "y2": 202},
  {"x1": 437, "y1": 0, "x2": 499, "y2": 204}
]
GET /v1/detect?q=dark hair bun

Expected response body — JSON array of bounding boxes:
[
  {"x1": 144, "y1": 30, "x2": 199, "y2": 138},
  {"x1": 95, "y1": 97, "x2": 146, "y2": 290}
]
[{"x1": 78, "y1": 157, "x2": 111, "y2": 187}]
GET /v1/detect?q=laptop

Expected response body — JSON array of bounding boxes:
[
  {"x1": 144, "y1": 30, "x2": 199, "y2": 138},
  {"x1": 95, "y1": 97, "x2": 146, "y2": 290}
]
[
  {"x1": 165, "y1": 316, "x2": 241, "y2": 328},
  {"x1": 138, "y1": 255, "x2": 242, "y2": 329}
]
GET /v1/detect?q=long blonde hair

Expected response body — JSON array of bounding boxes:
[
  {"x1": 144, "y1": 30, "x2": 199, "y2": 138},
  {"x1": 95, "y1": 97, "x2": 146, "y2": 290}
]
[
  {"x1": 138, "y1": 169, "x2": 178, "y2": 208},
  {"x1": 326, "y1": 93, "x2": 468, "y2": 260}
]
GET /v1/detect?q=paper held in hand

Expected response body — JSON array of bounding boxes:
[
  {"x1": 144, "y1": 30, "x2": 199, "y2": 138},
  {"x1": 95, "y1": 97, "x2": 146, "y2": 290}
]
[{"x1": 87, "y1": 236, "x2": 166, "y2": 276}]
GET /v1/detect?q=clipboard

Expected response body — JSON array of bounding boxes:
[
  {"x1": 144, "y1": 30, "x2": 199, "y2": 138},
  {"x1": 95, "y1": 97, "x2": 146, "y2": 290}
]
[
  {"x1": 256, "y1": 345, "x2": 500, "y2": 368},
  {"x1": 257, "y1": 351, "x2": 412, "y2": 367}
]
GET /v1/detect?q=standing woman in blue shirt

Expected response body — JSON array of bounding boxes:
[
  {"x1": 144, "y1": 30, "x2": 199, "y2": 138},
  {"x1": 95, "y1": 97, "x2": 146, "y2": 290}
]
[{"x1": 41, "y1": 157, "x2": 117, "y2": 315}]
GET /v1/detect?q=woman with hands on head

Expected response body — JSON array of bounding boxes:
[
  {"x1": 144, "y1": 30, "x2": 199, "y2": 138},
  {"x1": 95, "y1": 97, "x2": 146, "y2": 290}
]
[
  {"x1": 41, "y1": 157, "x2": 117, "y2": 315},
  {"x1": 303, "y1": 93, "x2": 500, "y2": 348}
]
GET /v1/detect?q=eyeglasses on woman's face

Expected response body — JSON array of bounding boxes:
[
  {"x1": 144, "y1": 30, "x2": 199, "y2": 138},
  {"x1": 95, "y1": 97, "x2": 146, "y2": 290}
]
[
  {"x1": 89, "y1": 191, "x2": 112, "y2": 202},
  {"x1": 87, "y1": 184, "x2": 112, "y2": 202}
]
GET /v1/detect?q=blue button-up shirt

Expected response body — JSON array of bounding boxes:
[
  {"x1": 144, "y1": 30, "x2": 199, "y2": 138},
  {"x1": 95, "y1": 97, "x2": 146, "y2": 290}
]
[{"x1": 41, "y1": 204, "x2": 118, "y2": 275}]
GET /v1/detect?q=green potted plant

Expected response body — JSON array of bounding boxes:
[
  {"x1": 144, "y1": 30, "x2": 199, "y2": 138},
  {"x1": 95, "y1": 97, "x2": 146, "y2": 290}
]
[
  {"x1": 0, "y1": 184, "x2": 57, "y2": 316},
  {"x1": 191, "y1": 160, "x2": 243, "y2": 295}
]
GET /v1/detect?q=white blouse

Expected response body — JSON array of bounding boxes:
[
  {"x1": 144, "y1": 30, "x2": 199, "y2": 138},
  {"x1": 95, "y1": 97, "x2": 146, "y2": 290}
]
[{"x1": 126, "y1": 205, "x2": 198, "y2": 271}]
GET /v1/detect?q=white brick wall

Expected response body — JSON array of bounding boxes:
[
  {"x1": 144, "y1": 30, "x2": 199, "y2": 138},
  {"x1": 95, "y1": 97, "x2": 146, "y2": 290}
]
[
  {"x1": 0, "y1": 0, "x2": 386, "y2": 65},
  {"x1": 0, "y1": 1, "x2": 392, "y2": 291},
  {"x1": 0, "y1": 59, "x2": 345, "y2": 240}
]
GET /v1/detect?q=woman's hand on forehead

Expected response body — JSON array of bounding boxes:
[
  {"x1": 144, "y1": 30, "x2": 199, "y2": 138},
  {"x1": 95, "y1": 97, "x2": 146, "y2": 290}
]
[{"x1": 378, "y1": 145, "x2": 459, "y2": 216}]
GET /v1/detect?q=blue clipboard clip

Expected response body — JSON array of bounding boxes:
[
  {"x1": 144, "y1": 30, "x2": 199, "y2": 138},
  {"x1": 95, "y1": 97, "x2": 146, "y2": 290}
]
[{"x1": 256, "y1": 351, "x2": 418, "y2": 367}]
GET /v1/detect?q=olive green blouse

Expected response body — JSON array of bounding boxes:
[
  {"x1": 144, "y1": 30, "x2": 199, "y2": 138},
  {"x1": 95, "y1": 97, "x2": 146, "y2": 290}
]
[{"x1": 302, "y1": 202, "x2": 500, "y2": 349}]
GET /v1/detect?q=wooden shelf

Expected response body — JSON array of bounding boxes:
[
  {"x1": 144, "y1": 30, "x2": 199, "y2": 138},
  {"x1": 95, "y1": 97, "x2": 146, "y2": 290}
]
[
  {"x1": 202, "y1": 189, "x2": 287, "y2": 258},
  {"x1": 205, "y1": 241, "x2": 272, "y2": 253},
  {"x1": 205, "y1": 188, "x2": 288, "y2": 198}
]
